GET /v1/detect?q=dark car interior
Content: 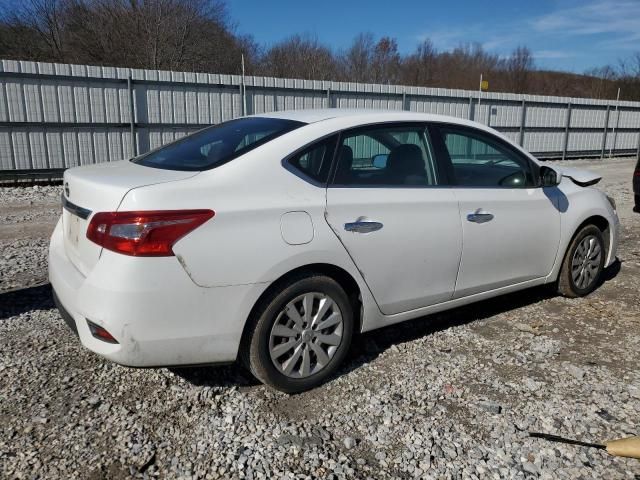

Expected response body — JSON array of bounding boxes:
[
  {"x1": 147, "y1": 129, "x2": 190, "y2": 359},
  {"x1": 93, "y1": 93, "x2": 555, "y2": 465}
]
[
  {"x1": 334, "y1": 130, "x2": 433, "y2": 186},
  {"x1": 332, "y1": 125, "x2": 534, "y2": 188}
]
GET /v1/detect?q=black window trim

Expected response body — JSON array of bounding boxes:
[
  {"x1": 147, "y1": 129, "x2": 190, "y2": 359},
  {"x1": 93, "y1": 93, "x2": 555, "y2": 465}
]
[
  {"x1": 429, "y1": 122, "x2": 541, "y2": 189},
  {"x1": 327, "y1": 121, "x2": 450, "y2": 189}
]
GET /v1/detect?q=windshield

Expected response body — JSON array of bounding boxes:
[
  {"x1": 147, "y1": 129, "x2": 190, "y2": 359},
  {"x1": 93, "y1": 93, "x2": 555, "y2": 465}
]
[{"x1": 132, "y1": 117, "x2": 305, "y2": 171}]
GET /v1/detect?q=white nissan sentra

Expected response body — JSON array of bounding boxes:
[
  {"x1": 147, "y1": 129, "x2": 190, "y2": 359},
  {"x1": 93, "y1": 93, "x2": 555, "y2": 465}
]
[{"x1": 49, "y1": 109, "x2": 619, "y2": 392}]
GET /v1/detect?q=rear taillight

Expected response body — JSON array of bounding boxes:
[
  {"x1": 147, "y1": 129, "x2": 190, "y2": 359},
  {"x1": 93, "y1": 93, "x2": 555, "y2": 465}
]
[{"x1": 87, "y1": 210, "x2": 214, "y2": 256}]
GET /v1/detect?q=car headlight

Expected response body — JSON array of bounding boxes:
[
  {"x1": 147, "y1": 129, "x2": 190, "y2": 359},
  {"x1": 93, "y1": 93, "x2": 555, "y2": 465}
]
[{"x1": 606, "y1": 194, "x2": 616, "y2": 211}]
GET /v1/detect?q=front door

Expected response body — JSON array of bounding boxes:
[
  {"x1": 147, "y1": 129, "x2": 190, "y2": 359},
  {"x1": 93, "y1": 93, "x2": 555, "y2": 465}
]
[{"x1": 430, "y1": 123, "x2": 561, "y2": 298}]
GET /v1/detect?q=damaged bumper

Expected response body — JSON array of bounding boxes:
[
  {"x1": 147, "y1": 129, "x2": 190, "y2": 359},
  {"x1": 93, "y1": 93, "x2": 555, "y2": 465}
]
[{"x1": 48, "y1": 218, "x2": 262, "y2": 367}]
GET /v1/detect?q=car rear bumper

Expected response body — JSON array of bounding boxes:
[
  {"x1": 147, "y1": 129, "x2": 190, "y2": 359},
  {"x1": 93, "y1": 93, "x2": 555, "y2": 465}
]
[
  {"x1": 48, "y1": 218, "x2": 263, "y2": 367},
  {"x1": 52, "y1": 289, "x2": 78, "y2": 337}
]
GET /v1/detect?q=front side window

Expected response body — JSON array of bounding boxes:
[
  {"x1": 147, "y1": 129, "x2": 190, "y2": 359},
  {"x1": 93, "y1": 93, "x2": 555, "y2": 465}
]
[
  {"x1": 433, "y1": 125, "x2": 535, "y2": 188},
  {"x1": 332, "y1": 124, "x2": 439, "y2": 186},
  {"x1": 133, "y1": 117, "x2": 304, "y2": 171}
]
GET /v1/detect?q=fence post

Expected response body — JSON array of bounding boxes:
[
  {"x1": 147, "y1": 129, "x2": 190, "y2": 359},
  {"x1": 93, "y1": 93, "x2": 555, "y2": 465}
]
[
  {"x1": 610, "y1": 106, "x2": 620, "y2": 158},
  {"x1": 469, "y1": 96, "x2": 474, "y2": 121},
  {"x1": 518, "y1": 99, "x2": 527, "y2": 146},
  {"x1": 326, "y1": 88, "x2": 331, "y2": 108},
  {"x1": 402, "y1": 90, "x2": 408, "y2": 111},
  {"x1": 562, "y1": 102, "x2": 572, "y2": 160},
  {"x1": 127, "y1": 75, "x2": 137, "y2": 157},
  {"x1": 600, "y1": 105, "x2": 610, "y2": 159}
]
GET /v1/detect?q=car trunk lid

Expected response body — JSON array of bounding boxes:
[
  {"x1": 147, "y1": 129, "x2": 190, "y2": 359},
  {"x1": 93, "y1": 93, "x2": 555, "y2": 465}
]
[{"x1": 61, "y1": 160, "x2": 198, "y2": 276}]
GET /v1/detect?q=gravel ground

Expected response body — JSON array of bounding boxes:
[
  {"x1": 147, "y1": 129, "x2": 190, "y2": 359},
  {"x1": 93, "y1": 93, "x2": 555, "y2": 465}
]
[{"x1": 1, "y1": 158, "x2": 639, "y2": 479}]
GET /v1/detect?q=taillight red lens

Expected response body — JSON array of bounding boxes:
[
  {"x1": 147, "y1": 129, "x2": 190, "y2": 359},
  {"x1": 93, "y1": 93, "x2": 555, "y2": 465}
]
[
  {"x1": 87, "y1": 210, "x2": 214, "y2": 256},
  {"x1": 86, "y1": 320, "x2": 119, "y2": 344}
]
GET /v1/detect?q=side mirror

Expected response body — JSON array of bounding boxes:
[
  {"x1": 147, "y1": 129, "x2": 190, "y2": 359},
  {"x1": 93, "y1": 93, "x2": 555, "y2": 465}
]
[
  {"x1": 540, "y1": 166, "x2": 560, "y2": 187},
  {"x1": 372, "y1": 154, "x2": 388, "y2": 169}
]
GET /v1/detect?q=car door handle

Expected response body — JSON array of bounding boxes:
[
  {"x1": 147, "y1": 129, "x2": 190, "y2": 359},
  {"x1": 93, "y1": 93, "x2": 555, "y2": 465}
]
[
  {"x1": 344, "y1": 220, "x2": 383, "y2": 233},
  {"x1": 467, "y1": 209, "x2": 494, "y2": 224}
]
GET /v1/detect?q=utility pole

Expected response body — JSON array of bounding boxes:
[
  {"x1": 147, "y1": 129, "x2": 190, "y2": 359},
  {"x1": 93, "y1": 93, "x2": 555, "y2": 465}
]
[
  {"x1": 477, "y1": 74, "x2": 488, "y2": 123},
  {"x1": 241, "y1": 53, "x2": 247, "y2": 116},
  {"x1": 478, "y1": 73, "x2": 483, "y2": 111}
]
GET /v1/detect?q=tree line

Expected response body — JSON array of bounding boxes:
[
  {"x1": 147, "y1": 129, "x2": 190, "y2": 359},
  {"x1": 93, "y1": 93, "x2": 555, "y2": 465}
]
[{"x1": 1, "y1": 0, "x2": 639, "y2": 101}]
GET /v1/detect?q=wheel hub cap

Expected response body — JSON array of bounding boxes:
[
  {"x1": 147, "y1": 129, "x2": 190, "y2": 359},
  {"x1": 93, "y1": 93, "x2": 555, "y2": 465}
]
[
  {"x1": 571, "y1": 234, "x2": 602, "y2": 290},
  {"x1": 268, "y1": 292, "x2": 344, "y2": 379}
]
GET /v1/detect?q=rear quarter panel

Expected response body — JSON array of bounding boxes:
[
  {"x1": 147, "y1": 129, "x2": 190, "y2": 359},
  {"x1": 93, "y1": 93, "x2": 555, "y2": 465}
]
[{"x1": 117, "y1": 124, "x2": 381, "y2": 328}]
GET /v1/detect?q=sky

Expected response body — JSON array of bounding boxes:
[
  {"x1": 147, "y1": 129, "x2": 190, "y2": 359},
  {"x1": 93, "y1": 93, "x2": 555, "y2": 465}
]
[{"x1": 227, "y1": 0, "x2": 640, "y2": 73}]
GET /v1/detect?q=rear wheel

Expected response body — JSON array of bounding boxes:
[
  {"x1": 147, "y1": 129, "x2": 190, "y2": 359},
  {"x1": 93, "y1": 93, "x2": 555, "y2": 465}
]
[
  {"x1": 243, "y1": 274, "x2": 353, "y2": 393},
  {"x1": 558, "y1": 224, "x2": 605, "y2": 297}
]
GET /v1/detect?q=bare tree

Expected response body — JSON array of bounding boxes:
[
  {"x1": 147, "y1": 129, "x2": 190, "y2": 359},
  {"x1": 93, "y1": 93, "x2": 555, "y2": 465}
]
[
  {"x1": 1, "y1": 0, "x2": 69, "y2": 61},
  {"x1": 338, "y1": 32, "x2": 375, "y2": 82},
  {"x1": 371, "y1": 36, "x2": 400, "y2": 84},
  {"x1": 505, "y1": 46, "x2": 534, "y2": 93},
  {"x1": 436, "y1": 43, "x2": 500, "y2": 90},
  {"x1": 584, "y1": 66, "x2": 617, "y2": 99},
  {"x1": 0, "y1": 0, "x2": 637, "y2": 100},
  {"x1": 0, "y1": 0, "x2": 248, "y2": 73},
  {"x1": 260, "y1": 34, "x2": 338, "y2": 80},
  {"x1": 401, "y1": 39, "x2": 437, "y2": 86}
]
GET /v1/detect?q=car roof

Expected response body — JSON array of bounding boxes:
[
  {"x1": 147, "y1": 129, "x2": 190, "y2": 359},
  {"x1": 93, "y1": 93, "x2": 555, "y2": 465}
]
[{"x1": 254, "y1": 108, "x2": 482, "y2": 129}]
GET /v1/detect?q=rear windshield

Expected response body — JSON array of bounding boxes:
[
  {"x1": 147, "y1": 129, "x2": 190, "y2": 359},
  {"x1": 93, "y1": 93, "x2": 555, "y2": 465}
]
[{"x1": 132, "y1": 117, "x2": 305, "y2": 171}]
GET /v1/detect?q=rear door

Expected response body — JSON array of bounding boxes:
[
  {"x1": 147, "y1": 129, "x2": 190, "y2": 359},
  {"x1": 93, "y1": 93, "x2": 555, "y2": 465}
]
[
  {"x1": 430, "y1": 123, "x2": 561, "y2": 298},
  {"x1": 325, "y1": 123, "x2": 462, "y2": 315}
]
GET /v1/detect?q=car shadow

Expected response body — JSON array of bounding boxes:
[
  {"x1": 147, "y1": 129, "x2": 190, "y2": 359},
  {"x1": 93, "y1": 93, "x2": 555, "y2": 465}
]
[
  {"x1": 170, "y1": 364, "x2": 261, "y2": 389},
  {"x1": 599, "y1": 257, "x2": 621, "y2": 285},
  {"x1": 173, "y1": 285, "x2": 559, "y2": 391},
  {"x1": 342, "y1": 259, "x2": 621, "y2": 378},
  {"x1": 0, "y1": 283, "x2": 54, "y2": 320},
  {"x1": 342, "y1": 285, "x2": 556, "y2": 374},
  {"x1": 175, "y1": 259, "x2": 622, "y2": 391},
  {"x1": 543, "y1": 185, "x2": 569, "y2": 213}
]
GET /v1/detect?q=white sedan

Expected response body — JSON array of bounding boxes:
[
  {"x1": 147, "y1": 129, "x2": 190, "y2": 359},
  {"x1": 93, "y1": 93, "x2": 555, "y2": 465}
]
[{"x1": 49, "y1": 110, "x2": 619, "y2": 392}]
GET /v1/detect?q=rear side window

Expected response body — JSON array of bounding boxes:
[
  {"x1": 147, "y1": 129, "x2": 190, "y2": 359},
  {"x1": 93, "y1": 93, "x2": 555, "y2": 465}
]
[
  {"x1": 132, "y1": 117, "x2": 304, "y2": 171},
  {"x1": 286, "y1": 136, "x2": 338, "y2": 183}
]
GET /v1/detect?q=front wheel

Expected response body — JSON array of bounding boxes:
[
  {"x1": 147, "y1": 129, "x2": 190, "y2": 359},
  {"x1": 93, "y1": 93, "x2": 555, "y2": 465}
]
[
  {"x1": 243, "y1": 274, "x2": 354, "y2": 393},
  {"x1": 557, "y1": 224, "x2": 606, "y2": 297}
]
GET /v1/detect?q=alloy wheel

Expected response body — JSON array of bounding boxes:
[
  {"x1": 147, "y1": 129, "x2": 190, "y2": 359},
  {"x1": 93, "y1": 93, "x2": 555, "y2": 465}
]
[
  {"x1": 571, "y1": 234, "x2": 602, "y2": 290},
  {"x1": 268, "y1": 292, "x2": 344, "y2": 379}
]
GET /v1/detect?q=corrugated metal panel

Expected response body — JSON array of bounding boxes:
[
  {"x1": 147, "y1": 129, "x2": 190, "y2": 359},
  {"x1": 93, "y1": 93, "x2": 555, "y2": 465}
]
[{"x1": 1, "y1": 59, "x2": 640, "y2": 171}]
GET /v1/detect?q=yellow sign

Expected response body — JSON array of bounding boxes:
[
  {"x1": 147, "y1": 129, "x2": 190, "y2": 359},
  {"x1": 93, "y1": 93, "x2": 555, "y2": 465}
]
[{"x1": 480, "y1": 80, "x2": 489, "y2": 91}]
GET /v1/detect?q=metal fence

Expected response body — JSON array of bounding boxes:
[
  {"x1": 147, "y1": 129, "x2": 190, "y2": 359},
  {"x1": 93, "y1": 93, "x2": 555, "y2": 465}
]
[{"x1": 1, "y1": 59, "x2": 640, "y2": 178}]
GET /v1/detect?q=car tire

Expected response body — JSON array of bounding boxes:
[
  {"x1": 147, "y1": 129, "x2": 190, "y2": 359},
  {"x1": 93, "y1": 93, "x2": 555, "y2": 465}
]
[
  {"x1": 242, "y1": 273, "x2": 354, "y2": 393},
  {"x1": 557, "y1": 224, "x2": 606, "y2": 298}
]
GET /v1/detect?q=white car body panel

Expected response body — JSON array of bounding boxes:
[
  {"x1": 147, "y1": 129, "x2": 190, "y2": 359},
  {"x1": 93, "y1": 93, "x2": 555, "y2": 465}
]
[
  {"x1": 49, "y1": 109, "x2": 620, "y2": 367},
  {"x1": 325, "y1": 187, "x2": 462, "y2": 314},
  {"x1": 452, "y1": 187, "x2": 561, "y2": 298},
  {"x1": 61, "y1": 161, "x2": 197, "y2": 276}
]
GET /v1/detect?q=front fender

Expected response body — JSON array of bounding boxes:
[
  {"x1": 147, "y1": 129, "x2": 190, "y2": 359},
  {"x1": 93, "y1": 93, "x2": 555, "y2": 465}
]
[{"x1": 546, "y1": 180, "x2": 619, "y2": 282}]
